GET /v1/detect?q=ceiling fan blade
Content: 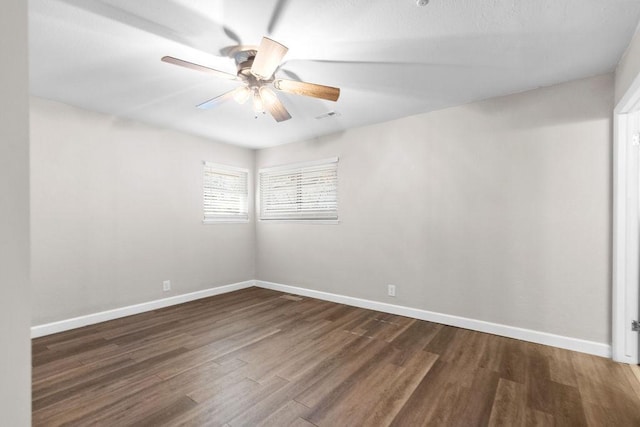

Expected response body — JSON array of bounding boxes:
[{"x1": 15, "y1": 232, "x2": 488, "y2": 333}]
[
  {"x1": 223, "y1": 26, "x2": 242, "y2": 46},
  {"x1": 265, "y1": 97, "x2": 292, "y2": 122},
  {"x1": 161, "y1": 56, "x2": 238, "y2": 81},
  {"x1": 282, "y1": 59, "x2": 482, "y2": 72},
  {"x1": 251, "y1": 37, "x2": 288, "y2": 80},
  {"x1": 283, "y1": 59, "x2": 431, "y2": 67},
  {"x1": 58, "y1": 0, "x2": 236, "y2": 53},
  {"x1": 280, "y1": 68, "x2": 302, "y2": 82},
  {"x1": 196, "y1": 89, "x2": 237, "y2": 110},
  {"x1": 259, "y1": 87, "x2": 291, "y2": 122},
  {"x1": 267, "y1": 0, "x2": 289, "y2": 34},
  {"x1": 273, "y1": 79, "x2": 340, "y2": 102}
]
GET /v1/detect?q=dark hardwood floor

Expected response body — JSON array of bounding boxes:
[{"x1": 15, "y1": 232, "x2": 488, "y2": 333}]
[{"x1": 32, "y1": 287, "x2": 640, "y2": 426}]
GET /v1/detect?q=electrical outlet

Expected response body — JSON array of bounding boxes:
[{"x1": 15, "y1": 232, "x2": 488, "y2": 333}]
[
  {"x1": 387, "y1": 284, "x2": 396, "y2": 297},
  {"x1": 163, "y1": 280, "x2": 171, "y2": 292}
]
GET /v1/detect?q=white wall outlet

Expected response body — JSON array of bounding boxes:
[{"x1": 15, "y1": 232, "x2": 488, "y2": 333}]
[
  {"x1": 387, "y1": 284, "x2": 396, "y2": 297},
  {"x1": 163, "y1": 280, "x2": 171, "y2": 292}
]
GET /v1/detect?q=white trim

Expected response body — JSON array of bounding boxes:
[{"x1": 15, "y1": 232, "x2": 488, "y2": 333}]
[
  {"x1": 258, "y1": 156, "x2": 339, "y2": 173},
  {"x1": 258, "y1": 219, "x2": 340, "y2": 225},
  {"x1": 613, "y1": 70, "x2": 640, "y2": 364},
  {"x1": 31, "y1": 280, "x2": 255, "y2": 338},
  {"x1": 256, "y1": 280, "x2": 611, "y2": 358},
  {"x1": 202, "y1": 161, "x2": 250, "y2": 174},
  {"x1": 612, "y1": 113, "x2": 628, "y2": 362},
  {"x1": 616, "y1": 67, "x2": 640, "y2": 114},
  {"x1": 31, "y1": 278, "x2": 612, "y2": 358},
  {"x1": 202, "y1": 219, "x2": 250, "y2": 224}
]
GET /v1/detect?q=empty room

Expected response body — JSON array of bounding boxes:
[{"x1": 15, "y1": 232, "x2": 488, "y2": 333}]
[{"x1": 4, "y1": 0, "x2": 640, "y2": 425}]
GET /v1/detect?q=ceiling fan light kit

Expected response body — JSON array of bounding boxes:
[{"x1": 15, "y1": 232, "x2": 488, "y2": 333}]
[
  {"x1": 232, "y1": 86, "x2": 251, "y2": 104},
  {"x1": 162, "y1": 37, "x2": 341, "y2": 123},
  {"x1": 252, "y1": 87, "x2": 264, "y2": 114}
]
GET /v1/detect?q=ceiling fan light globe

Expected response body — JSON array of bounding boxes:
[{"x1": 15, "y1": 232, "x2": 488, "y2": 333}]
[
  {"x1": 232, "y1": 86, "x2": 251, "y2": 104},
  {"x1": 253, "y1": 89, "x2": 264, "y2": 113}
]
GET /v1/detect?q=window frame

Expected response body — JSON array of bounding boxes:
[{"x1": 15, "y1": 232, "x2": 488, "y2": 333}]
[
  {"x1": 202, "y1": 161, "x2": 250, "y2": 224},
  {"x1": 258, "y1": 157, "x2": 339, "y2": 224}
]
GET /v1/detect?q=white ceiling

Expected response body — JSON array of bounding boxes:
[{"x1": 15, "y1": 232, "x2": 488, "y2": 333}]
[{"x1": 30, "y1": 0, "x2": 640, "y2": 149}]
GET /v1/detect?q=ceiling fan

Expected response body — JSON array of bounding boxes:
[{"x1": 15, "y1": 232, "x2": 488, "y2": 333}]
[{"x1": 161, "y1": 37, "x2": 340, "y2": 123}]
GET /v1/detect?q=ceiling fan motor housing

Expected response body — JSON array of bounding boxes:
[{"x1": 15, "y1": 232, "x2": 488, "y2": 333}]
[{"x1": 234, "y1": 49, "x2": 256, "y2": 75}]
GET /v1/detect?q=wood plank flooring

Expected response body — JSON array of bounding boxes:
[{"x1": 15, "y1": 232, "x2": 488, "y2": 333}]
[{"x1": 32, "y1": 287, "x2": 640, "y2": 426}]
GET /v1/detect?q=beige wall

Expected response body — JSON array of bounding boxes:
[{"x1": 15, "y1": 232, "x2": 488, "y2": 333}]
[
  {"x1": 616, "y1": 27, "x2": 640, "y2": 105},
  {"x1": 256, "y1": 74, "x2": 613, "y2": 345},
  {"x1": 32, "y1": 73, "x2": 614, "y2": 347},
  {"x1": 0, "y1": 1, "x2": 30, "y2": 424},
  {"x1": 30, "y1": 98, "x2": 255, "y2": 325}
]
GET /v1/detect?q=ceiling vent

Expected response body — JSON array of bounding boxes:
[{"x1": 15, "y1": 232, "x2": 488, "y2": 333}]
[{"x1": 315, "y1": 111, "x2": 341, "y2": 120}]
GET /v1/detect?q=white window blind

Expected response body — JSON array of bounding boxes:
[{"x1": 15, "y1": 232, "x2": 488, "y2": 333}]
[
  {"x1": 259, "y1": 157, "x2": 338, "y2": 220},
  {"x1": 203, "y1": 162, "x2": 249, "y2": 222}
]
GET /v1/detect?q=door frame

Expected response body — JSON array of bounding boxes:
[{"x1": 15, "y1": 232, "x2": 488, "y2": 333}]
[{"x1": 613, "y1": 73, "x2": 640, "y2": 363}]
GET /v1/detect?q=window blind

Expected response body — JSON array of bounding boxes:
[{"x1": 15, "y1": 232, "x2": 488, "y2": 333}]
[
  {"x1": 259, "y1": 158, "x2": 338, "y2": 220},
  {"x1": 203, "y1": 162, "x2": 249, "y2": 222}
]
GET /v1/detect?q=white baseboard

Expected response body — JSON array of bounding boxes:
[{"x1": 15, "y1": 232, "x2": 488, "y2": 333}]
[
  {"x1": 31, "y1": 280, "x2": 256, "y2": 338},
  {"x1": 255, "y1": 280, "x2": 612, "y2": 358},
  {"x1": 32, "y1": 278, "x2": 612, "y2": 359}
]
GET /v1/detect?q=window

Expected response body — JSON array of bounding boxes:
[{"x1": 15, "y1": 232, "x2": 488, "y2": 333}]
[
  {"x1": 203, "y1": 162, "x2": 249, "y2": 223},
  {"x1": 259, "y1": 157, "x2": 338, "y2": 221}
]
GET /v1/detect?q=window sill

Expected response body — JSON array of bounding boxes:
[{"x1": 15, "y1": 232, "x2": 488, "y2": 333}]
[
  {"x1": 202, "y1": 219, "x2": 250, "y2": 224},
  {"x1": 258, "y1": 219, "x2": 340, "y2": 225}
]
